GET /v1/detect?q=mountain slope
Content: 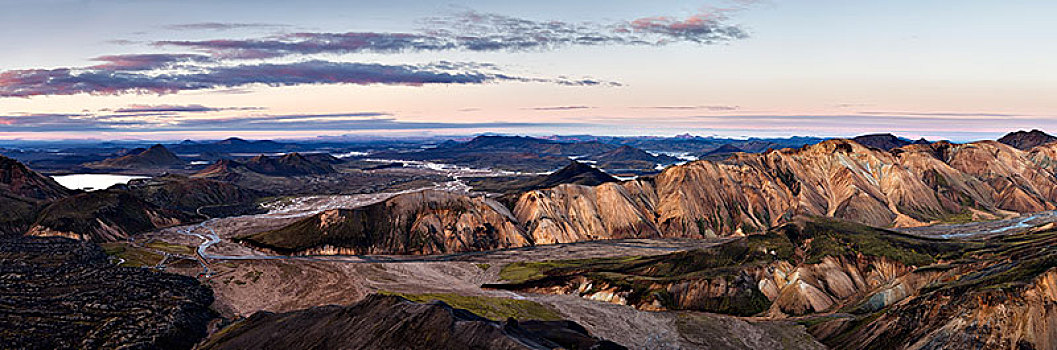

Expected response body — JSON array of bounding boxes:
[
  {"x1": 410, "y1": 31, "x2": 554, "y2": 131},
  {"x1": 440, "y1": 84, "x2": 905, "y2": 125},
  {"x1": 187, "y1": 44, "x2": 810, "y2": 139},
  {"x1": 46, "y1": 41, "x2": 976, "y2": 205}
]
[
  {"x1": 199, "y1": 294, "x2": 624, "y2": 350},
  {"x1": 124, "y1": 174, "x2": 262, "y2": 217},
  {"x1": 0, "y1": 156, "x2": 70, "y2": 235},
  {"x1": 26, "y1": 190, "x2": 189, "y2": 242}
]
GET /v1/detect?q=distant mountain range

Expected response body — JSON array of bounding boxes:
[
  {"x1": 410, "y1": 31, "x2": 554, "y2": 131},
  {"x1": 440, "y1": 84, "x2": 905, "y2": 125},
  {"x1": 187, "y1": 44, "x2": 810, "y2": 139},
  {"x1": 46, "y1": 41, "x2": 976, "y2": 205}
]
[{"x1": 9, "y1": 129, "x2": 1057, "y2": 247}]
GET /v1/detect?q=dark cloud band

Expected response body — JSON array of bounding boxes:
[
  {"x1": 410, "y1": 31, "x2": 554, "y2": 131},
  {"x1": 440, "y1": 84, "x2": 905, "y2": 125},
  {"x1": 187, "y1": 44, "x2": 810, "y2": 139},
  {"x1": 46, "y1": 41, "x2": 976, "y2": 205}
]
[{"x1": 0, "y1": 60, "x2": 606, "y2": 97}]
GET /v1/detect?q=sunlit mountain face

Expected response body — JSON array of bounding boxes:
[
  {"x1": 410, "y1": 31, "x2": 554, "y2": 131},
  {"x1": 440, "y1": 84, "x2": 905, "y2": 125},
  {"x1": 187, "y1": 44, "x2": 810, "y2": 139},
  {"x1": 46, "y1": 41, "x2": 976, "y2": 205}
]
[{"x1": 2, "y1": 1, "x2": 1057, "y2": 350}]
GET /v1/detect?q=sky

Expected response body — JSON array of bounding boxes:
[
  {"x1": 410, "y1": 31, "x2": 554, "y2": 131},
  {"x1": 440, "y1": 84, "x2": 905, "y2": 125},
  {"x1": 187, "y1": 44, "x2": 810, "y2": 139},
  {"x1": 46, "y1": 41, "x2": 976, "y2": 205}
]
[{"x1": 0, "y1": 0, "x2": 1054, "y2": 141}]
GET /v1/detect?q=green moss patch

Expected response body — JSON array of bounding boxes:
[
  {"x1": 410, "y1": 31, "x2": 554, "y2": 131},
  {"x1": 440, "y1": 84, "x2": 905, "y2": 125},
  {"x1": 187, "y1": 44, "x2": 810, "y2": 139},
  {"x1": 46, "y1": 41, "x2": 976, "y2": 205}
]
[{"x1": 100, "y1": 242, "x2": 164, "y2": 267}]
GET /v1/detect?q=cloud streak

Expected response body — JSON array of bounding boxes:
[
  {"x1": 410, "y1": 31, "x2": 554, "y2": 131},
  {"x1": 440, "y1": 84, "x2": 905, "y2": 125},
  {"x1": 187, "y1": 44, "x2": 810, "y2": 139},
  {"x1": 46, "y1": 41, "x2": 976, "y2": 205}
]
[
  {"x1": 0, "y1": 60, "x2": 608, "y2": 97},
  {"x1": 156, "y1": 10, "x2": 749, "y2": 59}
]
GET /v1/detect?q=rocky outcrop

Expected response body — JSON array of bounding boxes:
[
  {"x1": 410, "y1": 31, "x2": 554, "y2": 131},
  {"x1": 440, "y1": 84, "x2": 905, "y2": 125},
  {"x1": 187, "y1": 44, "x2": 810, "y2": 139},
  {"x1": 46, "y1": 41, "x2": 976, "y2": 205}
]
[
  {"x1": 0, "y1": 236, "x2": 215, "y2": 350},
  {"x1": 199, "y1": 294, "x2": 625, "y2": 350},
  {"x1": 89, "y1": 144, "x2": 186, "y2": 169},
  {"x1": 514, "y1": 139, "x2": 1057, "y2": 239},
  {"x1": 239, "y1": 190, "x2": 531, "y2": 255},
  {"x1": 811, "y1": 225, "x2": 1057, "y2": 350},
  {"x1": 26, "y1": 190, "x2": 189, "y2": 242},
  {"x1": 998, "y1": 129, "x2": 1057, "y2": 150},
  {"x1": 488, "y1": 216, "x2": 1057, "y2": 349}
]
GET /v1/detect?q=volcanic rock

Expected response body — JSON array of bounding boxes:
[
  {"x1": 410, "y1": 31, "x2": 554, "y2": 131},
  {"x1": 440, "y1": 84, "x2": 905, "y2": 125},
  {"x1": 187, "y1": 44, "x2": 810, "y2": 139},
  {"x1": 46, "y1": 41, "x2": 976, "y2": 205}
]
[{"x1": 0, "y1": 236, "x2": 215, "y2": 350}]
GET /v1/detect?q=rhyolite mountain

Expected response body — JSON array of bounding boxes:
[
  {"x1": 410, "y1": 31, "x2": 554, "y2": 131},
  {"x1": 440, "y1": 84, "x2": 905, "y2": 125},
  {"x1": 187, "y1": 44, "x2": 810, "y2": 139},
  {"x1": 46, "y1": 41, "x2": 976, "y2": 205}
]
[
  {"x1": 0, "y1": 156, "x2": 71, "y2": 236},
  {"x1": 89, "y1": 144, "x2": 186, "y2": 169},
  {"x1": 515, "y1": 138, "x2": 1057, "y2": 241},
  {"x1": 238, "y1": 190, "x2": 531, "y2": 255},
  {"x1": 199, "y1": 294, "x2": 625, "y2": 350},
  {"x1": 257, "y1": 137, "x2": 1057, "y2": 256},
  {"x1": 486, "y1": 217, "x2": 1057, "y2": 350},
  {"x1": 0, "y1": 236, "x2": 215, "y2": 350},
  {"x1": 998, "y1": 129, "x2": 1057, "y2": 150}
]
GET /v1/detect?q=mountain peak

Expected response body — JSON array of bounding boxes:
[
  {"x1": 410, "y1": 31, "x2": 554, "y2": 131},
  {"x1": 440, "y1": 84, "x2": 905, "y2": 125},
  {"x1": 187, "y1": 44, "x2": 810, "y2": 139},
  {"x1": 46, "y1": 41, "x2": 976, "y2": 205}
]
[
  {"x1": 543, "y1": 160, "x2": 618, "y2": 187},
  {"x1": 998, "y1": 129, "x2": 1057, "y2": 150},
  {"x1": 93, "y1": 144, "x2": 184, "y2": 169},
  {"x1": 851, "y1": 133, "x2": 914, "y2": 151}
]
